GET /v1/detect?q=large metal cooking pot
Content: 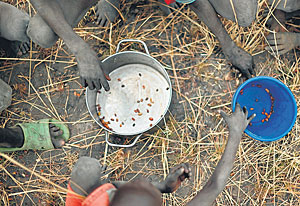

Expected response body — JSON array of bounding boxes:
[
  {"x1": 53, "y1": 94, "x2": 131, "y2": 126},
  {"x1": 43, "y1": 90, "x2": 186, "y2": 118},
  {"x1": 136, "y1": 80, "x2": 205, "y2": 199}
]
[{"x1": 86, "y1": 39, "x2": 172, "y2": 147}]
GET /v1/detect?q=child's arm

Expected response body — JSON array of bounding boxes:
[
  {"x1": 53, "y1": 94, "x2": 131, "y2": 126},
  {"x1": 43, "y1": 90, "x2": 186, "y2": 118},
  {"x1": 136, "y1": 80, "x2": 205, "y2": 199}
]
[
  {"x1": 30, "y1": 0, "x2": 109, "y2": 91},
  {"x1": 112, "y1": 163, "x2": 191, "y2": 193},
  {"x1": 187, "y1": 104, "x2": 255, "y2": 206}
]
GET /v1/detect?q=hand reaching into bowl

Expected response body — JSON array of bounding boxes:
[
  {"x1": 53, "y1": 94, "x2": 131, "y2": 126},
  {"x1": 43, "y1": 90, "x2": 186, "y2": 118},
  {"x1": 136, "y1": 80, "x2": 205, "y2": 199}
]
[{"x1": 220, "y1": 103, "x2": 256, "y2": 135}]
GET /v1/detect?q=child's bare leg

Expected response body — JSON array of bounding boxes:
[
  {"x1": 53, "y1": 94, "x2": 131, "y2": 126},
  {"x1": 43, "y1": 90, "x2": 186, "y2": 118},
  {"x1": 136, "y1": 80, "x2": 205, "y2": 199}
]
[
  {"x1": 27, "y1": 0, "x2": 96, "y2": 48},
  {"x1": 187, "y1": 104, "x2": 255, "y2": 206},
  {"x1": 189, "y1": 0, "x2": 255, "y2": 78},
  {"x1": 94, "y1": 0, "x2": 120, "y2": 27},
  {"x1": 69, "y1": 157, "x2": 107, "y2": 196},
  {"x1": 0, "y1": 2, "x2": 30, "y2": 55}
]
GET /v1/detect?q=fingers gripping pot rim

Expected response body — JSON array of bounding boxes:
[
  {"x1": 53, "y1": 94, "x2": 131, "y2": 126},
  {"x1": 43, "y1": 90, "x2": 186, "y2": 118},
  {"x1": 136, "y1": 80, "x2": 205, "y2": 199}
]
[{"x1": 86, "y1": 39, "x2": 172, "y2": 147}]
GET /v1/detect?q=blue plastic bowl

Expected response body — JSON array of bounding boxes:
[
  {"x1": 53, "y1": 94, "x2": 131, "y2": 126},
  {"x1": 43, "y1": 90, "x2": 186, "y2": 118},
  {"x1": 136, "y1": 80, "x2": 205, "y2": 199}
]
[{"x1": 232, "y1": 76, "x2": 297, "y2": 142}]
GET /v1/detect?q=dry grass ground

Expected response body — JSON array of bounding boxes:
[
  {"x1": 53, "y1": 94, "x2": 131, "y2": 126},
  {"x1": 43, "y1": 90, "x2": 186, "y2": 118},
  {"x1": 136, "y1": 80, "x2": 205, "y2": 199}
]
[{"x1": 0, "y1": 0, "x2": 299, "y2": 205}]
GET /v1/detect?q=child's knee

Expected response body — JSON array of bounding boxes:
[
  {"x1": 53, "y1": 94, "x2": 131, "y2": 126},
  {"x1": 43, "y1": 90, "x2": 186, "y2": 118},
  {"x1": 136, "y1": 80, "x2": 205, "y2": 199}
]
[
  {"x1": 6, "y1": 17, "x2": 30, "y2": 42},
  {"x1": 70, "y1": 157, "x2": 102, "y2": 184},
  {"x1": 27, "y1": 14, "x2": 58, "y2": 48},
  {"x1": 70, "y1": 157, "x2": 102, "y2": 195},
  {"x1": 71, "y1": 157, "x2": 101, "y2": 177}
]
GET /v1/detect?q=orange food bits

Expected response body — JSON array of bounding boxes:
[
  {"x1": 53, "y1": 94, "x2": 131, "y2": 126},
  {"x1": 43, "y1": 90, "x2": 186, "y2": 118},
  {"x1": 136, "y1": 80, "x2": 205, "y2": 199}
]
[
  {"x1": 117, "y1": 78, "x2": 121, "y2": 81},
  {"x1": 265, "y1": 113, "x2": 268, "y2": 116},
  {"x1": 265, "y1": 88, "x2": 270, "y2": 93},
  {"x1": 111, "y1": 118, "x2": 114, "y2": 121},
  {"x1": 150, "y1": 98, "x2": 154, "y2": 104},
  {"x1": 141, "y1": 99, "x2": 143, "y2": 102},
  {"x1": 132, "y1": 117, "x2": 135, "y2": 121},
  {"x1": 138, "y1": 113, "x2": 143, "y2": 116},
  {"x1": 97, "y1": 112, "x2": 101, "y2": 116},
  {"x1": 257, "y1": 84, "x2": 262, "y2": 88},
  {"x1": 74, "y1": 91, "x2": 81, "y2": 97},
  {"x1": 149, "y1": 117, "x2": 154, "y2": 121},
  {"x1": 255, "y1": 99, "x2": 258, "y2": 102},
  {"x1": 249, "y1": 123, "x2": 252, "y2": 126},
  {"x1": 120, "y1": 124, "x2": 122, "y2": 127},
  {"x1": 250, "y1": 108, "x2": 254, "y2": 111},
  {"x1": 265, "y1": 118, "x2": 269, "y2": 122},
  {"x1": 116, "y1": 118, "x2": 119, "y2": 122},
  {"x1": 150, "y1": 124, "x2": 153, "y2": 127},
  {"x1": 147, "y1": 103, "x2": 152, "y2": 107},
  {"x1": 261, "y1": 119, "x2": 265, "y2": 123},
  {"x1": 105, "y1": 74, "x2": 111, "y2": 81},
  {"x1": 142, "y1": 85, "x2": 145, "y2": 89}
]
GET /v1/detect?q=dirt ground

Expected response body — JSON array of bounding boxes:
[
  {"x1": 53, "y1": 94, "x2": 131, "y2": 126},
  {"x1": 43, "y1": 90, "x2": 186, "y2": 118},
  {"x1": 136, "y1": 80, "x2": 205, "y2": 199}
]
[{"x1": 0, "y1": 0, "x2": 300, "y2": 205}]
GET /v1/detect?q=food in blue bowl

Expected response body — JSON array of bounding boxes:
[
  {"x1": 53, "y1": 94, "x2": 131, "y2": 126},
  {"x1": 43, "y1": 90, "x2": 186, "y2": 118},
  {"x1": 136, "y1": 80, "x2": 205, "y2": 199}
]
[{"x1": 232, "y1": 76, "x2": 297, "y2": 142}]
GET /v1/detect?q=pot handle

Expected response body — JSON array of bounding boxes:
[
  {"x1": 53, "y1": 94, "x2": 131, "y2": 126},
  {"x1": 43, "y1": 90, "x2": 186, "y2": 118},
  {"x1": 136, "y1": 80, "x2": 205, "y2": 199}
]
[
  {"x1": 105, "y1": 132, "x2": 143, "y2": 148},
  {"x1": 116, "y1": 39, "x2": 150, "y2": 55}
]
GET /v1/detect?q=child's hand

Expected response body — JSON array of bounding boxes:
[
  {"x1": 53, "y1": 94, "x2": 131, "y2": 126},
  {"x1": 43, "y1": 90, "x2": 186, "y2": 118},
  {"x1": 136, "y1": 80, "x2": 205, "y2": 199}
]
[
  {"x1": 220, "y1": 103, "x2": 256, "y2": 134},
  {"x1": 163, "y1": 163, "x2": 191, "y2": 193}
]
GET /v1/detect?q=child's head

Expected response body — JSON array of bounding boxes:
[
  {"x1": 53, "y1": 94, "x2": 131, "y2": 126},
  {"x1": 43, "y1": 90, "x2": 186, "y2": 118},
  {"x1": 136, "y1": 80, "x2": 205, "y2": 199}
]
[{"x1": 110, "y1": 178, "x2": 162, "y2": 206}]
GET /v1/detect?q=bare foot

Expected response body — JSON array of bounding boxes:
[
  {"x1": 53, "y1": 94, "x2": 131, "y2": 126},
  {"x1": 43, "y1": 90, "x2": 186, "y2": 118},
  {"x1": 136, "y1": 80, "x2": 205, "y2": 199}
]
[
  {"x1": 10, "y1": 41, "x2": 30, "y2": 56},
  {"x1": 0, "y1": 38, "x2": 30, "y2": 57},
  {"x1": 95, "y1": 0, "x2": 120, "y2": 27},
  {"x1": 266, "y1": 32, "x2": 300, "y2": 55},
  {"x1": 49, "y1": 123, "x2": 66, "y2": 148},
  {"x1": 0, "y1": 123, "x2": 66, "y2": 149}
]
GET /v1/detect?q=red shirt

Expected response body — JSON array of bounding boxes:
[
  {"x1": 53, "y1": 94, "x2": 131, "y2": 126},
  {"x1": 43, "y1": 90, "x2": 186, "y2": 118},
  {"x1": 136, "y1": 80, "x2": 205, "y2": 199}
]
[
  {"x1": 66, "y1": 183, "x2": 116, "y2": 206},
  {"x1": 165, "y1": 0, "x2": 176, "y2": 5}
]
